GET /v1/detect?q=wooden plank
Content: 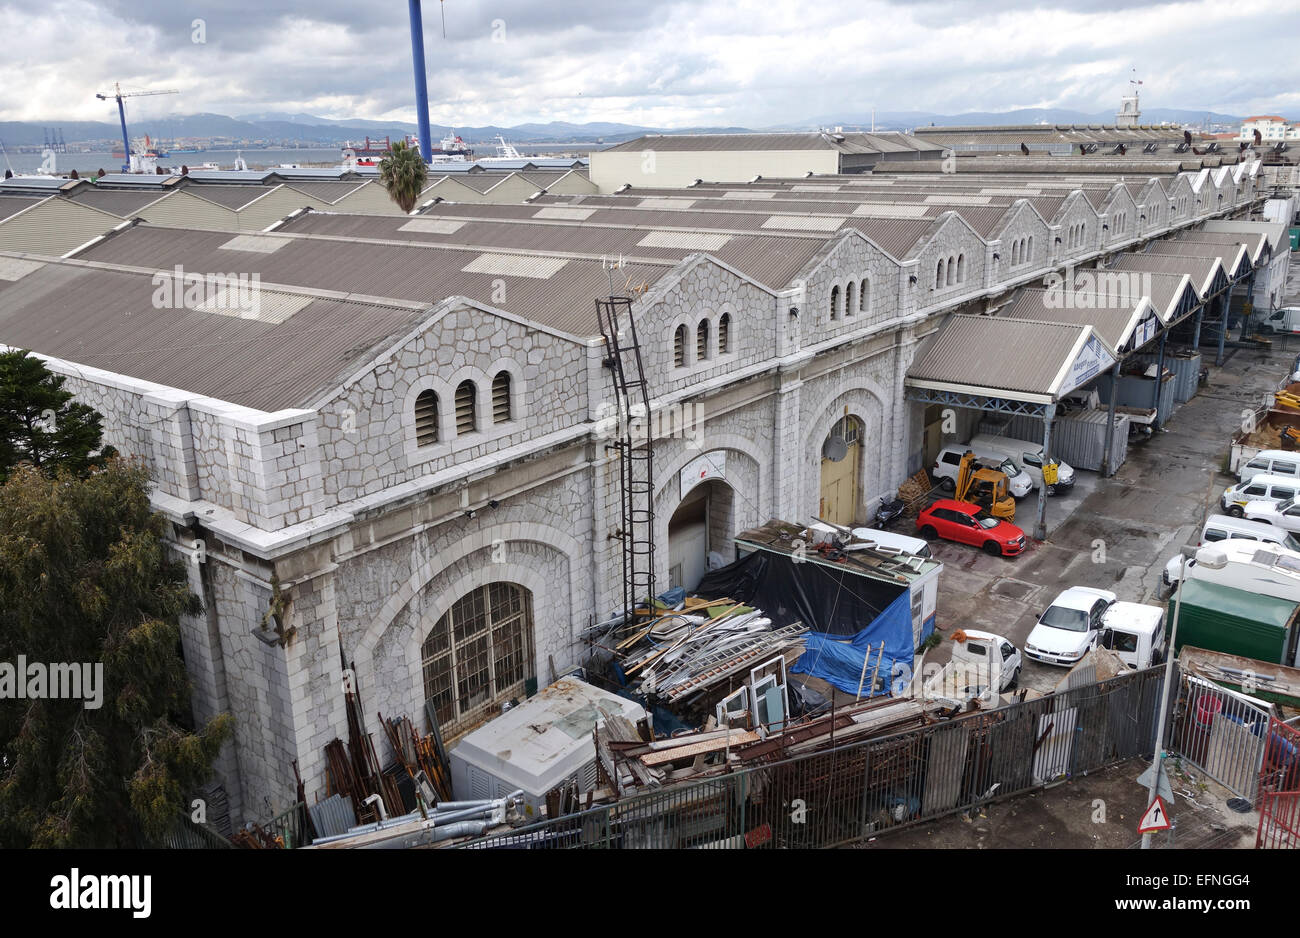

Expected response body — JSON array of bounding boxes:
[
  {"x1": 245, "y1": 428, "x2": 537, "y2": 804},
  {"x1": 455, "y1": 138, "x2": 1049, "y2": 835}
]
[{"x1": 639, "y1": 731, "x2": 761, "y2": 766}]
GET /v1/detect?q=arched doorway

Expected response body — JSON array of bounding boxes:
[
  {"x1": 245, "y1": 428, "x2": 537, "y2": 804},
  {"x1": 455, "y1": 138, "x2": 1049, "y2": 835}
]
[
  {"x1": 667, "y1": 479, "x2": 735, "y2": 592},
  {"x1": 420, "y1": 582, "x2": 535, "y2": 738},
  {"x1": 819, "y1": 415, "x2": 863, "y2": 526}
]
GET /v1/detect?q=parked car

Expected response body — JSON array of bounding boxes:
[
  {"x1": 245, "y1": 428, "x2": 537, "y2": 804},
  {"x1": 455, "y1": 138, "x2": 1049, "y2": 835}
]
[
  {"x1": 1163, "y1": 514, "x2": 1300, "y2": 586},
  {"x1": 916, "y1": 499, "x2": 1026, "y2": 556},
  {"x1": 1221, "y1": 473, "x2": 1300, "y2": 517},
  {"x1": 1024, "y1": 586, "x2": 1116, "y2": 667},
  {"x1": 1238, "y1": 449, "x2": 1300, "y2": 484},
  {"x1": 931, "y1": 445, "x2": 1033, "y2": 498},
  {"x1": 1244, "y1": 496, "x2": 1300, "y2": 534},
  {"x1": 968, "y1": 433, "x2": 1075, "y2": 493}
]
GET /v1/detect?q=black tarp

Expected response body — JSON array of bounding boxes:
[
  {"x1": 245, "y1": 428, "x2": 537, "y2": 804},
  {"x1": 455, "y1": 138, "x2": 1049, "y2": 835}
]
[{"x1": 694, "y1": 548, "x2": 904, "y2": 636}]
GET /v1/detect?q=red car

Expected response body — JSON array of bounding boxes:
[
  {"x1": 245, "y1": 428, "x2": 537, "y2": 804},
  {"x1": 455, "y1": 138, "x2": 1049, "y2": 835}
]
[{"x1": 916, "y1": 499, "x2": 1026, "y2": 557}]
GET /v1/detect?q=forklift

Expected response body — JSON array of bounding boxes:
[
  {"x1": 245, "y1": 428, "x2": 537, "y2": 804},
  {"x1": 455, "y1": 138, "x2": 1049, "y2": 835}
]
[{"x1": 954, "y1": 451, "x2": 1016, "y2": 522}]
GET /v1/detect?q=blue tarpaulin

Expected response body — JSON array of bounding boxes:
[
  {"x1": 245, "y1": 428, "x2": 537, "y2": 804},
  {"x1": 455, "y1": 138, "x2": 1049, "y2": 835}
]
[{"x1": 791, "y1": 591, "x2": 914, "y2": 696}]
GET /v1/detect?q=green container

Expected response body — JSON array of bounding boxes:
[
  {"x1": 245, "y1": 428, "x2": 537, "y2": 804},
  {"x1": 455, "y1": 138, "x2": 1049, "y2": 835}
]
[
  {"x1": 1290, "y1": 227, "x2": 1300, "y2": 252},
  {"x1": 1171, "y1": 579, "x2": 1300, "y2": 665}
]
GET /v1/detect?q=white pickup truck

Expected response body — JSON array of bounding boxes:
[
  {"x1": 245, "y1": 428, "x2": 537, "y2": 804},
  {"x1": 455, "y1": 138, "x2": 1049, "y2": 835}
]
[{"x1": 920, "y1": 629, "x2": 1022, "y2": 710}]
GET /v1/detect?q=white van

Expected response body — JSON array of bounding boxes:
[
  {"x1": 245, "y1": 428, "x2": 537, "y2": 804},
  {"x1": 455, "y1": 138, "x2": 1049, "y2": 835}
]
[
  {"x1": 968, "y1": 434, "x2": 1076, "y2": 493},
  {"x1": 1166, "y1": 540, "x2": 1300, "y2": 604},
  {"x1": 1165, "y1": 517, "x2": 1300, "y2": 586},
  {"x1": 1260, "y1": 307, "x2": 1300, "y2": 335},
  {"x1": 1238, "y1": 449, "x2": 1300, "y2": 484},
  {"x1": 850, "y1": 528, "x2": 933, "y2": 559},
  {"x1": 930, "y1": 445, "x2": 1034, "y2": 498},
  {"x1": 1220, "y1": 472, "x2": 1300, "y2": 516}
]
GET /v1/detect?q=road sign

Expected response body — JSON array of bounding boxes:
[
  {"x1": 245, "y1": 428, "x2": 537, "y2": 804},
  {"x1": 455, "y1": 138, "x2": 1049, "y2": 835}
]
[
  {"x1": 1138, "y1": 796, "x2": 1172, "y2": 834},
  {"x1": 1137, "y1": 760, "x2": 1175, "y2": 805}
]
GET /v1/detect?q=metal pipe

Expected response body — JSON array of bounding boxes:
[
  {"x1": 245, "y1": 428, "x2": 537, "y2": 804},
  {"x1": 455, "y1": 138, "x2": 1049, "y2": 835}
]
[
  {"x1": 363, "y1": 792, "x2": 387, "y2": 822},
  {"x1": 1152, "y1": 330, "x2": 1167, "y2": 431},
  {"x1": 1033, "y1": 404, "x2": 1055, "y2": 541},
  {"x1": 1103, "y1": 368, "x2": 1119, "y2": 477},
  {"x1": 407, "y1": 0, "x2": 434, "y2": 163},
  {"x1": 358, "y1": 819, "x2": 490, "y2": 849}
]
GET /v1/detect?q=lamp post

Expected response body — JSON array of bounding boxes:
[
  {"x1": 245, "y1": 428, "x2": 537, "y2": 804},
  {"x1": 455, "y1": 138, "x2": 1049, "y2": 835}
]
[{"x1": 1141, "y1": 543, "x2": 1228, "y2": 848}]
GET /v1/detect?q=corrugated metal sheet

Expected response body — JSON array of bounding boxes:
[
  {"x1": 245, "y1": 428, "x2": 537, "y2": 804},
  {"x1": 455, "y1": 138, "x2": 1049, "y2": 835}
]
[
  {"x1": 0, "y1": 261, "x2": 431, "y2": 412},
  {"x1": 77, "y1": 224, "x2": 670, "y2": 338},
  {"x1": 65, "y1": 188, "x2": 165, "y2": 216},
  {"x1": 0, "y1": 195, "x2": 47, "y2": 221},
  {"x1": 309, "y1": 794, "x2": 357, "y2": 840},
  {"x1": 1133, "y1": 351, "x2": 1202, "y2": 405},
  {"x1": 981, "y1": 407, "x2": 1129, "y2": 473},
  {"x1": 907, "y1": 315, "x2": 1089, "y2": 396},
  {"x1": 0, "y1": 197, "x2": 123, "y2": 257}
]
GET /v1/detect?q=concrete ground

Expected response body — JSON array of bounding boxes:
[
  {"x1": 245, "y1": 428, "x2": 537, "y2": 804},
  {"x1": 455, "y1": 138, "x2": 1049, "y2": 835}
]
[
  {"x1": 923, "y1": 339, "x2": 1290, "y2": 698},
  {"x1": 866, "y1": 757, "x2": 1258, "y2": 849}
]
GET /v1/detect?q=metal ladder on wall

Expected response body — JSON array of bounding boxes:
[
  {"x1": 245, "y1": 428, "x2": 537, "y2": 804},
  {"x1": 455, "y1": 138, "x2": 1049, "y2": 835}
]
[{"x1": 595, "y1": 295, "x2": 655, "y2": 624}]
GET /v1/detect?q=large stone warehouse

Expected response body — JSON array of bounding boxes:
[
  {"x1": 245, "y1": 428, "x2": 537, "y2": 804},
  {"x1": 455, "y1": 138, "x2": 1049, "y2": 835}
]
[{"x1": 0, "y1": 130, "x2": 1290, "y2": 828}]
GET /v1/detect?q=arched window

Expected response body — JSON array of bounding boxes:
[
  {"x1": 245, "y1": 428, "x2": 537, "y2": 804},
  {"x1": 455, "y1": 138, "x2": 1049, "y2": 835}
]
[
  {"x1": 414, "y1": 389, "x2": 439, "y2": 447},
  {"x1": 935, "y1": 258, "x2": 945, "y2": 288},
  {"x1": 1027, "y1": 235, "x2": 1033, "y2": 260},
  {"x1": 947, "y1": 255, "x2": 956, "y2": 286},
  {"x1": 859, "y1": 278, "x2": 870, "y2": 315},
  {"x1": 421, "y1": 582, "x2": 535, "y2": 733},
  {"x1": 956, "y1": 253, "x2": 965, "y2": 282},
  {"x1": 845, "y1": 281, "x2": 855, "y2": 317},
  {"x1": 1080, "y1": 222, "x2": 1087, "y2": 245},
  {"x1": 718, "y1": 312, "x2": 731, "y2": 354},
  {"x1": 696, "y1": 319, "x2": 710, "y2": 360},
  {"x1": 491, "y1": 371, "x2": 511, "y2": 423},
  {"x1": 673, "y1": 324, "x2": 687, "y2": 367},
  {"x1": 1011, "y1": 241, "x2": 1019, "y2": 266},
  {"x1": 454, "y1": 380, "x2": 477, "y2": 435},
  {"x1": 830, "y1": 285, "x2": 841, "y2": 319}
]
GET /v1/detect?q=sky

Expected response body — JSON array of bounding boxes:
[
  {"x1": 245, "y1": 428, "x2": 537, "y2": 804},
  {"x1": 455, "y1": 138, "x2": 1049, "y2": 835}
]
[{"x1": 3, "y1": 0, "x2": 1298, "y2": 127}]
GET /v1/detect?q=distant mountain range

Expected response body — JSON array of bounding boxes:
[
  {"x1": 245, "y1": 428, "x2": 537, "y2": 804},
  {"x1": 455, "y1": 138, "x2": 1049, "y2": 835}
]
[{"x1": 0, "y1": 106, "x2": 1252, "y2": 148}]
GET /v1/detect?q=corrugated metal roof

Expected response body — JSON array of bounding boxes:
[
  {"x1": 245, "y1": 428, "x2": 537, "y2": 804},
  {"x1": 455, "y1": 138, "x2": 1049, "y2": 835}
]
[
  {"x1": 907, "y1": 314, "x2": 1092, "y2": 397},
  {"x1": 187, "y1": 186, "x2": 276, "y2": 210},
  {"x1": 0, "y1": 262, "x2": 431, "y2": 411},
  {"x1": 1145, "y1": 241, "x2": 1250, "y2": 278},
  {"x1": 1109, "y1": 253, "x2": 1222, "y2": 296},
  {"x1": 0, "y1": 195, "x2": 48, "y2": 221},
  {"x1": 1000, "y1": 289, "x2": 1146, "y2": 350},
  {"x1": 65, "y1": 188, "x2": 165, "y2": 216},
  {"x1": 74, "y1": 224, "x2": 673, "y2": 337}
]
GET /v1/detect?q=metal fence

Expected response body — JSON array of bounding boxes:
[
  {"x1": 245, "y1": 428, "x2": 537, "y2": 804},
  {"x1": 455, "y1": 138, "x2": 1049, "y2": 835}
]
[
  {"x1": 1171, "y1": 675, "x2": 1271, "y2": 800},
  {"x1": 457, "y1": 665, "x2": 1167, "y2": 849},
  {"x1": 1257, "y1": 718, "x2": 1300, "y2": 849}
]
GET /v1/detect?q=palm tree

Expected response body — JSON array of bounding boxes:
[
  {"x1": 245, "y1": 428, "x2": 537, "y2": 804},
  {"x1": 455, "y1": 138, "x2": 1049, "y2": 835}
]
[{"x1": 379, "y1": 139, "x2": 428, "y2": 214}]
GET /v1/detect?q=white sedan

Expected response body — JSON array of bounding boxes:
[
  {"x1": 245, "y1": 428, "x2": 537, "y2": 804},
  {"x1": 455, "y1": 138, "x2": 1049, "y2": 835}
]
[{"x1": 1244, "y1": 498, "x2": 1300, "y2": 533}]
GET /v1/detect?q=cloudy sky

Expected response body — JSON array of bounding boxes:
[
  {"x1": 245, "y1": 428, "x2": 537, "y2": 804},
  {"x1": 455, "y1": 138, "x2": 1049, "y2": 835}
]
[{"x1": 4, "y1": 0, "x2": 1297, "y2": 127}]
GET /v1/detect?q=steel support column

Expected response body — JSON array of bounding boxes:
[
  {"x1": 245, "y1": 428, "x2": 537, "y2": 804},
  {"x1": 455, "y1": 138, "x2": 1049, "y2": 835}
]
[
  {"x1": 1241, "y1": 271, "x2": 1257, "y2": 341},
  {"x1": 1034, "y1": 404, "x2": 1056, "y2": 541},
  {"x1": 1152, "y1": 330, "x2": 1168, "y2": 431},
  {"x1": 1215, "y1": 291, "x2": 1228, "y2": 367},
  {"x1": 1102, "y1": 368, "x2": 1120, "y2": 477}
]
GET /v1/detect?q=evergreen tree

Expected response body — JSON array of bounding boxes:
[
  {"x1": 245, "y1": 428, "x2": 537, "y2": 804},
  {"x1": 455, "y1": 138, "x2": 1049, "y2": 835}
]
[
  {"x1": 0, "y1": 349, "x2": 115, "y2": 481},
  {"x1": 0, "y1": 459, "x2": 232, "y2": 847}
]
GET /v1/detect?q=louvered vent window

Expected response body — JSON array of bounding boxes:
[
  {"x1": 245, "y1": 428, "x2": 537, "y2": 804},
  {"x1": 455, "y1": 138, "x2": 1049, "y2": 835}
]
[
  {"x1": 674, "y1": 325, "x2": 687, "y2": 367},
  {"x1": 415, "y1": 390, "x2": 438, "y2": 447},
  {"x1": 696, "y1": 320, "x2": 709, "y2": 361},
  {"x1": 455, "y1": 381, "x2": 477, "y2": 435},
  {"x1": 492, "y1": 372, "x2": 511, "y2": 423},
  {"x1": 718, "y1": 313, "x2": 731, "y2": 354}
]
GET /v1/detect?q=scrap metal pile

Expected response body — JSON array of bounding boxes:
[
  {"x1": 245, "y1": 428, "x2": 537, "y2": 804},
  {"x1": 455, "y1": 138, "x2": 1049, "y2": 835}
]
[
  {"x1": 594, "y1": 694, "x2": 931, "y2": 797},
  {"x1": 602, "y1": 597, "x2": 808, "y2": 711}
]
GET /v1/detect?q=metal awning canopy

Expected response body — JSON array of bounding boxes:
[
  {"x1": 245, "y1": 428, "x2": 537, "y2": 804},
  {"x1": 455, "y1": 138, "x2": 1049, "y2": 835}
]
[{"x1": 906, "y1": 314, "x2": 1117, "y2": 409}]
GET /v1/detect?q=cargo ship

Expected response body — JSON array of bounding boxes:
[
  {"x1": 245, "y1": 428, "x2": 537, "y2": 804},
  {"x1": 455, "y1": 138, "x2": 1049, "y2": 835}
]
[{"x1": 341, "y1": 131, "x2": 472, "y2": 166}]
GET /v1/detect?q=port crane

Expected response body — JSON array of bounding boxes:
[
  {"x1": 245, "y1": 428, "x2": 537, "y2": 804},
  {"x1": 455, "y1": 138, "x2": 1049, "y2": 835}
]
[{"x1": 95, "y1": 83, "x2": 178, "y2": 171}]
